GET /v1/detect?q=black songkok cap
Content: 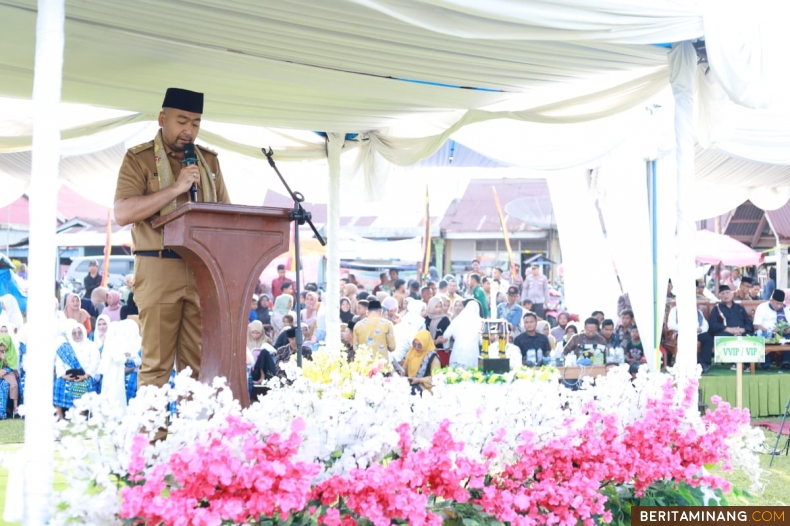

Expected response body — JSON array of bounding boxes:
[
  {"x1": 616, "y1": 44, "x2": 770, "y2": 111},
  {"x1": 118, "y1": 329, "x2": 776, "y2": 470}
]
[
  {"x1": 772, "y1": 289, "x2": 786, "y2": 302},
  {"x1": 162, "y1": 88, "x2": 204, "y2": 114},
  {"x1": 741, "y1": 276, "x2": 754, "y2": 285}
]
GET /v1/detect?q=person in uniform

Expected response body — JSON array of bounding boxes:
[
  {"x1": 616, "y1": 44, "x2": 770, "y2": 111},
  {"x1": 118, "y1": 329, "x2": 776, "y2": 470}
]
[{"x1": 113, "y1": 88, "x2": 230, "y2": 389}]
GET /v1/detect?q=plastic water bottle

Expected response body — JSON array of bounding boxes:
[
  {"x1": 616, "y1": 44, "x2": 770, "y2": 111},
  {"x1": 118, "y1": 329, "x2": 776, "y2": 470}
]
[
  {"x1": 593, "y1": 346, "x2": 604, "y2": 366},
  {"x1": 526, "y1": 348, "x2": 537, "y2": 367}
]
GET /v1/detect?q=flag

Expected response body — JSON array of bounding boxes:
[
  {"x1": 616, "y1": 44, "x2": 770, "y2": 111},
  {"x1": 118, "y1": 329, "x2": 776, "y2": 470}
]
[
  {"x1": 101, "y1": 208, "x2": 112, "y2": 287},
  {"x1": 422, "y1": 185, "x2": 431, "y2": 280},
  {"x1": 492, "y1": 187, "x2": 517, "y2": 278}
]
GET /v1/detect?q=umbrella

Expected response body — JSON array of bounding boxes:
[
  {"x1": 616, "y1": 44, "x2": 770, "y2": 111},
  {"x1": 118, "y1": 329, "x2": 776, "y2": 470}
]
[{"x1": 694, "y1": 230, "x2": 763, "y2": 266}]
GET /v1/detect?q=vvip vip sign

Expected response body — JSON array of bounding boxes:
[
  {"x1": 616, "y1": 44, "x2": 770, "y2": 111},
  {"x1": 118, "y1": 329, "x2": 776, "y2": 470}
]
[{"x1": 713, "y1": 336, "x2": 766, "y2": 363}]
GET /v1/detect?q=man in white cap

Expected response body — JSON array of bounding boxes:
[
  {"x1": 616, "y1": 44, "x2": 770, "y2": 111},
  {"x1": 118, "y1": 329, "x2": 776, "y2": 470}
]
[{"x1": 754, "y1": 289, "x2": 790, "y2": 369}]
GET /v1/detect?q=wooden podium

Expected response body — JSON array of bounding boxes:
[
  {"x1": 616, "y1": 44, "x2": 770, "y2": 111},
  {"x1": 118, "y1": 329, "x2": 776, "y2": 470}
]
[{"x1": 152, "y1": 203, "x2": 291, "y2": 407}]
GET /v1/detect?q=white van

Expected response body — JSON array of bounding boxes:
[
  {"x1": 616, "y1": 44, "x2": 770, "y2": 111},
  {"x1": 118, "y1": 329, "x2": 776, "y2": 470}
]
[{"x1": 66, "y1": 256, "x2": 134, "y2": 291}]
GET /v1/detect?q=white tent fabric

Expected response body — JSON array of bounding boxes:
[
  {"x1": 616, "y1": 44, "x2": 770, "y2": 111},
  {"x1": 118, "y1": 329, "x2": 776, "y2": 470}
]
[
  {"x1": 0, "y1": 1, "x2": 673, "y2": 131},
  {"x1": 349, "y1": 0, "x2": 771, "y2": 107}
]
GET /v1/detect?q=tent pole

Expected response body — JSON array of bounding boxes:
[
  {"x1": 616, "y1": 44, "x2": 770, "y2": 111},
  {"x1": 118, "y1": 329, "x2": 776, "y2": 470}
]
[
  {"x1": 324, "y1": 133, "x2": 344, "y2": 348},
  {"x1": 23, "y1": 0, "x2": 65, "y2": 524}
]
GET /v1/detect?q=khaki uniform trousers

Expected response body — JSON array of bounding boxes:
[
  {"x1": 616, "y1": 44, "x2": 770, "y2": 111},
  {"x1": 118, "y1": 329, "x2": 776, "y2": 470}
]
[{"x1": 133, "y1": 256, "x2": 202, "y2": 388}]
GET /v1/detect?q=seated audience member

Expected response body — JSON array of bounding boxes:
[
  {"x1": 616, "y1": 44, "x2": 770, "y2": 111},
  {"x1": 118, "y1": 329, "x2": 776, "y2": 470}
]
[
  {"x1": 614, "y1": 309, "x2": 636, "y2": 349},
  {"x1": 255, "y1": 294, "x2": 273, "y2": 330},
  {"x1": 271, "y1": 295, "x2": 295, "y2": 335},
  {"x1": 624, "y1": 325, "x2": 645, "y2": 365},
  {"x1": 402, "y1": 329, "x2": 442, "y2": 393},
  {"x1": 600, "y1": 319, "x2": 616, "y2": 349},
  {"x1": 667, "y1": 303, "x2": 713, "y2": 373},
  {"x1": 273, "y1": 314, "x2": 295, "y2": 348},
  {"x1": 563, "y1": 318, "x2": 607, "y2": 357},
  {"x1": 753, "y1": 290, "x2": 790, "y2": 369},
  {"x1": 342, "y1": 321, "x2": 356, "y2": 360},
  {"x1": 732, "y1": 277, "x2": 754, "y2": 301},
  {"x1": 53, "y1": 321, "x2": 100, "y2": 420},
  {"x1": 591, "y1": 311, "x2": 605, "y2": 326},
  {"x1": 536, "y1": 320, "x2": 556, "y2": 351},
  {"x1": 749, "y1": 282, "x2": 762, "y2": 301},
  {"x1": 708, "y1": 285, "x2": 754, "y2": 338},
  {"x1": 339, "y1": 298, "x2": 354, "y2": 324},
  {"x1": 497, "y1": 286, "x2": 524, "y2": 335},
  {"x1": 249, "y1": 295, "x2": 259, "y2": 323},
  {"x1": 560, "y1": 324, "x2": 578, "y2": 348},
  {"x1": 63, "y1": 293, "x2": 93, "y2": 335},
  {"x1": 0, "y1": 334, "x2": 20, "y2": 419},
  {"x1": 513, "y1": 312, "x2": 551, "y2": 365},
  {"x1": 425, "y1": 297, "x2": 451, "y2": 365},
  {"x1": 550, "y1": 311, "x2": 570, "y2": 341}
]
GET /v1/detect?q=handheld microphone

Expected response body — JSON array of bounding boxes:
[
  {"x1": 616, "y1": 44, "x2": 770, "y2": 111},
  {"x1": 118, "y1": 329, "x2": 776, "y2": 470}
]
[{"x1": 183, "y1": 142, "x2": 198, "y2": 202}]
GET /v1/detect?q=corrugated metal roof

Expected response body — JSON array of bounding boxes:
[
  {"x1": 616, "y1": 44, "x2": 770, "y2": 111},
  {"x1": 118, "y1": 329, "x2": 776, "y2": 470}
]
[
  {"x1": 730, "y1": 202, "x2": 763, "y2": 221},
  {"x1": 440, "y1": 179, "x2": 550, "y2": 234}
]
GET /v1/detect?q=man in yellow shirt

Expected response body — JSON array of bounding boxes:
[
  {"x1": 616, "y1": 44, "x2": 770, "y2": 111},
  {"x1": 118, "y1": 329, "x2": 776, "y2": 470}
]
[{"x1": 352, "y1": 300, "x2": 396, "y2": 360}]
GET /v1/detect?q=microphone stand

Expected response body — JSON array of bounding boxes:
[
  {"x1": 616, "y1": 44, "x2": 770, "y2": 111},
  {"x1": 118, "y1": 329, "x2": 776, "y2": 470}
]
[{"x1": 262, "y1": 148, "x2": 326, "y2": 367}]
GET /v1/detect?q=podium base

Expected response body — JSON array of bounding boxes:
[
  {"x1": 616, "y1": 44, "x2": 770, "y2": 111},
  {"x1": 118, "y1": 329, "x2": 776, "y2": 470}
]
[{"x1": 478, "y1": 358, "x2": 510, "y2": 374}]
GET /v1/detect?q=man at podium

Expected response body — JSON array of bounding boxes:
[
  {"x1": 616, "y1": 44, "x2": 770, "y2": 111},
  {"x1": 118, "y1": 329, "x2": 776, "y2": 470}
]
[{"x1": 113, "y1": 87, "x2": 231, "y2": 390}]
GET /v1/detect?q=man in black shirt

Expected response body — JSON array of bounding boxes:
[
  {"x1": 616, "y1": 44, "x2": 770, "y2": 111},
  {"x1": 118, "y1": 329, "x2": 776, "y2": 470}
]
[
  {"x1": 708, "y1": 285, "x2": 754, "y2": 337},
  {"x1": 513, "y1": 312, "x2": 551, "y2": 365},
  {"x1": 82, "y1": 260, "x2": 102, "y2": 298}
]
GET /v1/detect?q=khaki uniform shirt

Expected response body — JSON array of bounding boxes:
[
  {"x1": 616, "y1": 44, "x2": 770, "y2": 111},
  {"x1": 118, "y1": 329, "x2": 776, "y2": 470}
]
[{"x1": 114, "y1": 139, "x2": 231, "y2": 252}]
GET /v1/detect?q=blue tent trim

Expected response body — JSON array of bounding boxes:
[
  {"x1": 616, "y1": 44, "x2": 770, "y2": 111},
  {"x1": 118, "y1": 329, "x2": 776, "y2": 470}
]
[{"x1": 412, "y1": 140, "x2": 509, "y2": 168}]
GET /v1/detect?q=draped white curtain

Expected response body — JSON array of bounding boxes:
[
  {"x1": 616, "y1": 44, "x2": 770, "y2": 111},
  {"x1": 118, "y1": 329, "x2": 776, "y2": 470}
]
[
  {"x1": 349, "y1": 0, "x2": 772, "y2": 108},
  {"x1": 594, "y1": 146, "x2": 657, "y2": 365},
  {"x1": 547, "y1": 170, "x2": 621, "y2": 322}
]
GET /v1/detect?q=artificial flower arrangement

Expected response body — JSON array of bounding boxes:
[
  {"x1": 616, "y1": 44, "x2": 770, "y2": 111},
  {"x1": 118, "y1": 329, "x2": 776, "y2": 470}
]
[
  {"x1": 43, "y1": 345, "x2": 764, "y2": 526},
  {"x1": 436, "y1": 365, "x2": 559, "y2": 385}
]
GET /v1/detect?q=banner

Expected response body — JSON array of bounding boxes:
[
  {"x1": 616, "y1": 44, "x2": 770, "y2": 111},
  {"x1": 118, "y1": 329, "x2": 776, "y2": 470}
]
[{"x1": 713, "y1": 336, "x2": 765, "y2": 363}]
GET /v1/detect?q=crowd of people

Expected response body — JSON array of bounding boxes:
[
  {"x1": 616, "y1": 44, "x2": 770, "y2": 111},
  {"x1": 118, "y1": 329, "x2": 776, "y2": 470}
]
[
  {"x1": 0, "y1": 289, "x2": 145, "y2": 420},
  {"x1": 0, "y1": 258, "x2": 788, "y2": 418}
]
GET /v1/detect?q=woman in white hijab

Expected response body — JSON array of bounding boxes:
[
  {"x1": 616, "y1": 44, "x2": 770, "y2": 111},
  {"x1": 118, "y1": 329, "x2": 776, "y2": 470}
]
[
  {"x1": 393, "y1": 300, "x2": 426, "y2": 361},
  {"x1": 90, "y1": 314, "x2": 112, "y2": 348},
  {"x1": 99, "y1": 320, "x2": 141, "y2": 414},
  {"x1": 444, "y1": 299, "x2": 483, "y2": 368},
  {"x1": 53, "y1": 320, "x2": 101, "y2": 419}
]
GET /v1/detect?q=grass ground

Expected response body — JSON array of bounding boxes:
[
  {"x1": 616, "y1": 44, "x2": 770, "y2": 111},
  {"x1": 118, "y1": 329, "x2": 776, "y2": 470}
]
[{"x1": 0, "y1": 416, "x2": 786, "y2": 523}]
